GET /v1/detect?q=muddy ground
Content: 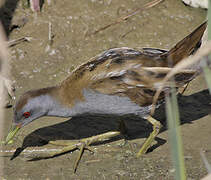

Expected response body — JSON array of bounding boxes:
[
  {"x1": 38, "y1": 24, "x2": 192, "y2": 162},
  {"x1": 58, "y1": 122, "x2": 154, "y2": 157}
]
[{"x1": 0, "y1": 0, "x2": 210, "y2": 179}]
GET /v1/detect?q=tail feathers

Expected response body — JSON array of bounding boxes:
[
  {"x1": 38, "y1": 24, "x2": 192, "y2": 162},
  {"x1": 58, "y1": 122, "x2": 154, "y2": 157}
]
[{"x1": 162, "y1": 21, "x2": 207, "y2": 65}]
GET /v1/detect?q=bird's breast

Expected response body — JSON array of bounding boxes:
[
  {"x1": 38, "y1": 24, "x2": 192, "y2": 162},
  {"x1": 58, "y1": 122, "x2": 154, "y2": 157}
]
[{"x1": 69, "y1": 89, "x2": 152, "y2": 118}]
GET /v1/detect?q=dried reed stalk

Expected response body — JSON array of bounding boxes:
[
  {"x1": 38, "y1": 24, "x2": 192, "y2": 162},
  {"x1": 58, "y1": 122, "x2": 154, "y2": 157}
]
[
  {"x1": 151, "y1": 40, "x2": 211, "y2": 115},
  {"x1": 0, "y1": 20, "x2": 11, "y2": 177}
]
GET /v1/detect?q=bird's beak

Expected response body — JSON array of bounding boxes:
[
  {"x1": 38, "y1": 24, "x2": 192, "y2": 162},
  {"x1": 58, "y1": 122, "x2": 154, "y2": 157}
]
[{"x1": 4, "y1": 123, "x2": 21, "y2": 145}]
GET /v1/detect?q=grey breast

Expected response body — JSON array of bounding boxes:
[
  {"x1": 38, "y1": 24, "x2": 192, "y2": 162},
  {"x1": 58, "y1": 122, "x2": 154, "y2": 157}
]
[{"x1": 70, "y1": 89, "x2": 152, "y2": 118}]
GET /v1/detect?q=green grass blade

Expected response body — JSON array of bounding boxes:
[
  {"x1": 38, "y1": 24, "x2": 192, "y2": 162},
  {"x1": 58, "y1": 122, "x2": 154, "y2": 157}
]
[{"x1": 165, "y1": 87, "x2": 186, "y2": 180}]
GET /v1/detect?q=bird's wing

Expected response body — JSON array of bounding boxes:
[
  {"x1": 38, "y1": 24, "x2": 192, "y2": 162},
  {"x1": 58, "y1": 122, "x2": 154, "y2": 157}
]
[
  {"x1": 89, "y1": 64, "x2": 196, "y2": 106},
  {"x1": 84, "y1": 48, "x2": 196, "y2": 106},
  {"x1": 60, "y1": 47, "x2": 196, "y2": 106}
]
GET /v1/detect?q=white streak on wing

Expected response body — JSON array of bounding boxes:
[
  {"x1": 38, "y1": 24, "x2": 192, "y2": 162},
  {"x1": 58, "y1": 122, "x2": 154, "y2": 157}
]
[
  {"x1": 92, "y1": 70, "x2": 127, "y2": 80},
  {"x1": 91, "y1": 62, "x2": 142, "y2": 81},
  {"x1": 122, "y1": 77, "x2": 145, "y2": 87},
  {"x1": 106, "y1": 70, "x2": 126, "y2": 77},
  {"x1": 122, "y1": 77, "x2": 131, "y2": 84},
  {"x1": 136, "y1": 84, "x2": 145, "y2": 87}
]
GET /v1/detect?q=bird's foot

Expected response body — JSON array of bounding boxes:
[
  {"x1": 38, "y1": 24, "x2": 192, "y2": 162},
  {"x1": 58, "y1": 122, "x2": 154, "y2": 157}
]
[
  {"x1": 48, "y1": 131, "x2": 121, "y2": 173},
  {"x1": 136, "y1": 116, "x2": 161, "y2": 157}
]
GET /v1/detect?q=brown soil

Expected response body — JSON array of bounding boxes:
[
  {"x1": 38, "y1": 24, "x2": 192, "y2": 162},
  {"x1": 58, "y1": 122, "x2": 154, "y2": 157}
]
[{"x1": 1, "y1": 0, "x2": 210, "y2": 179}]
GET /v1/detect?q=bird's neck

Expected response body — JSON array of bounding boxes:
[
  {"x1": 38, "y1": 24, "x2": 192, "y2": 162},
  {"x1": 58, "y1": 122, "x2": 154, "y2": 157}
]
[
  {"x1": 45, "y1": 94, "x2": 75, "y2": 117},
  {"x1": 32, "y1": 86, "x2": 76, "y2": 118}
]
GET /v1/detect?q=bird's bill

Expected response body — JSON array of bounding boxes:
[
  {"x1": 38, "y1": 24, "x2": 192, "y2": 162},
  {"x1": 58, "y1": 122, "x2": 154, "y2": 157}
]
[{"x1": 4, "y1": 124, "x2": 21, "y2": 145}]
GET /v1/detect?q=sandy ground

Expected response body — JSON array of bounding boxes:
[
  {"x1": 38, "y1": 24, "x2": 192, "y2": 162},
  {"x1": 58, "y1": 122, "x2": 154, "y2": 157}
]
[{"x1": 0, "y1": 0, "x2": 210, "y2": 179}]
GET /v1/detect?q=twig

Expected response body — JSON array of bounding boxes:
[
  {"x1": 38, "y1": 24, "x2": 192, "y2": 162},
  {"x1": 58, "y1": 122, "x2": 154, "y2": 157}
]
[
  {"x1": 0, "y1": 148, "x2": 64, "y2": 159},
  {"x1": 48, "y1": 22, "x2": 54, "y2": 46},
  {"x1": 85, "y1": 159, "x2": 100, "y2": 164},
  {"x1": 7, "y1": 37, "x2": 32, "y2": 47},
  {"x1": 89, "y1": 0, "x2": 163, "y2": 36},
  {"x1": 0, "y1": 148, "x2": 61, "y2": 154},
  {"x1": 200, "y1": 149, "x2": 211, "y2": 174},
  {"x1": 120, "y1": 29, "x2": 134, "y2": 38}
]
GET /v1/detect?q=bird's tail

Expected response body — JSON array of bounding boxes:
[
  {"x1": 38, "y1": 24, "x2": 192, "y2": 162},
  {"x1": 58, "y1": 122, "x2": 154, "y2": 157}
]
[{"x1": 162, "y1": 21, "x2": 207, "y2": 65}]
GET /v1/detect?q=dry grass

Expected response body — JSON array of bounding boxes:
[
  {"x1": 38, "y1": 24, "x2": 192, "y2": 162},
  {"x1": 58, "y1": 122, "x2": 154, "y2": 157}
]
[{"x1": 0, "y1": 20, "x2": 11, "y2": 176}]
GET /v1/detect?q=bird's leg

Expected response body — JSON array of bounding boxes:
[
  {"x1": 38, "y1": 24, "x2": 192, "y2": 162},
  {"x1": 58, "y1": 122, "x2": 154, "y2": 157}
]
[
  {"x1": 136, "y1": 116, "x2": 161, "y2": 157},
  {"x1": 48, "y1": 131, "x2": 121, "y2": 172},
  {"x1": 118, "y1": 119, "x2": 129, "y2": 146}
]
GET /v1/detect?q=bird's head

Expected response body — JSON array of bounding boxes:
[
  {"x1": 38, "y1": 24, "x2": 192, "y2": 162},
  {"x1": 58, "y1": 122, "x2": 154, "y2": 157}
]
[
  {"x1": 5, "y1": 87, "x2": 56, "y2": 144},
  {"x1": 14, "y1": 91, "x2": 48, "y2": 127}
]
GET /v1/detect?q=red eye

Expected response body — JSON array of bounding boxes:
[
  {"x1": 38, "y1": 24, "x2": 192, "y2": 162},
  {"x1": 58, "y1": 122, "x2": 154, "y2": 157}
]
[{"x1": 23, "y1": 112, "x2": 30, "y2": 118}]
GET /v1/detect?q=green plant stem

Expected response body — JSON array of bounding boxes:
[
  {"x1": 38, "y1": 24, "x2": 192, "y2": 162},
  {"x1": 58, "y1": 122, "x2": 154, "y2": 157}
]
[{"x1": 166, "y1": 88, "x2": 186, "y2": 180}]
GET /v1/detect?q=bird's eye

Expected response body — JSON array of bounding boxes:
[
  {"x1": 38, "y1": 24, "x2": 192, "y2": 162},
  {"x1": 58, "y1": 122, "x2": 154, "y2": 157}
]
[{"x1": 23, "y1": 112, "x2": 30, "y2": 118}]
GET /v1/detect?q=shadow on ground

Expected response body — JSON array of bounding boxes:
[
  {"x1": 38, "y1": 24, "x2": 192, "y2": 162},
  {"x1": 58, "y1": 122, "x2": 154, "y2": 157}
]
[{"x1": 10, "y1": 89, "x2": 211, "y2": 160}]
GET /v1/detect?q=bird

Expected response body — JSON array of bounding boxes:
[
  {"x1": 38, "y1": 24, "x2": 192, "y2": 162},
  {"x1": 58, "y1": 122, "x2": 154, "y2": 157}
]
[{"x1": 4, "y1": 21, "x2": 207, "y2": 172}]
